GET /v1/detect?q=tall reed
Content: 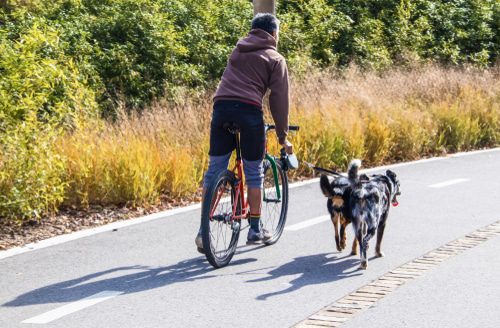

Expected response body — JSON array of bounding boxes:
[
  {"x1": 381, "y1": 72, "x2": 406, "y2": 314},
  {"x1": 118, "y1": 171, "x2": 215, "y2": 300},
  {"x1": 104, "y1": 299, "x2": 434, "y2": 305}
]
[{"x1": 58, "y1": 66, "x2": 500, "y2": 209}]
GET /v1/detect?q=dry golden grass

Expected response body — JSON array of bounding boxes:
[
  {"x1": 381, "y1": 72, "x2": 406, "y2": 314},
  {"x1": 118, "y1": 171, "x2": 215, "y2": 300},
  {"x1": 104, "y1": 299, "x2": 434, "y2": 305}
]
[{"x1": 58, "y1": 65, "x2": 500, "y2": 208}]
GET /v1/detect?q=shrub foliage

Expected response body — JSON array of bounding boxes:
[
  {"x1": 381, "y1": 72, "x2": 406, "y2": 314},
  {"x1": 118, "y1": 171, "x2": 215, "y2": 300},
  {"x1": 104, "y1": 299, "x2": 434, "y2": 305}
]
[{"x1": 1, "y1": 0, "x2": 497, "y2": 110}]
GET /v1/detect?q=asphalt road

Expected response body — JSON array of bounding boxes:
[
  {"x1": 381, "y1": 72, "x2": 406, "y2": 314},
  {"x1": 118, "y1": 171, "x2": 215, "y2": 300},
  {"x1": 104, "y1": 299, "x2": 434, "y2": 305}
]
[{"x1": 1, "y1": 148, "x2": 499, "y2": 328}]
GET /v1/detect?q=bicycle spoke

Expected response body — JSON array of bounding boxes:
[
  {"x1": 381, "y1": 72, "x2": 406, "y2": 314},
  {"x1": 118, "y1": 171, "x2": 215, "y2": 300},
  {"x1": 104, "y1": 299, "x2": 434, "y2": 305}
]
[
  {"x1": 221, "y1": 223, "x2": 228, "y2": 254},
  {"x1": 214, "y1": 222, "x2": 221, "y2": 253},
  {"x1": 207, "y1": 179, "x2": 236, "y2": 261},
  {"x1": 260, "y1": 159, "x2": 287, "y2": 244}
]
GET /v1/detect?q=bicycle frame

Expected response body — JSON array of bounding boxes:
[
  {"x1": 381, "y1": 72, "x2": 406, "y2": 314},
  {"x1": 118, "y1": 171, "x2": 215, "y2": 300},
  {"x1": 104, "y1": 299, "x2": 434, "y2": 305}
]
[
  {"x1": 208, "y1": 128, "x2": 281, "y2": 222},
  {"x1": 230, "y1": 130, "x2": 249, "y2": 220},
  {"x1": 231, "y1": 157, "x2": 248, "y2": 220}
]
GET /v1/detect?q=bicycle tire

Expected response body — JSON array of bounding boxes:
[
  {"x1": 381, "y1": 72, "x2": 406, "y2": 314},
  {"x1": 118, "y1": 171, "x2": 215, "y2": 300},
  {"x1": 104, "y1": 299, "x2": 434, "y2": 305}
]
[
  {"x1": 261, "y1": 159, "x2": 288, "y2": 245},
  {"x1": 201, "y1": 169, "x2": 241, "y2": 268}
]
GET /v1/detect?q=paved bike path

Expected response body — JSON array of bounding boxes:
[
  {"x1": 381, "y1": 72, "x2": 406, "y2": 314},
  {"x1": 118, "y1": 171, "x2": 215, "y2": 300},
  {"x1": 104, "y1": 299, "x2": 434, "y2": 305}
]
[
  {"x1": 341, "y1": 235, "x2": 500, "y2": 328},
  {"x1": 1, "y1": 149, "x2": 499, "y2": 327}
]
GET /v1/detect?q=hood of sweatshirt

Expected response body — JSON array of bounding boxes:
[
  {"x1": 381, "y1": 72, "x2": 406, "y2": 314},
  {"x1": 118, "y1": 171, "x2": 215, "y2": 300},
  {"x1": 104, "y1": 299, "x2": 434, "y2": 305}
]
[{"x1": 236, "y1": 29, "x2": 277, "y2": 52}]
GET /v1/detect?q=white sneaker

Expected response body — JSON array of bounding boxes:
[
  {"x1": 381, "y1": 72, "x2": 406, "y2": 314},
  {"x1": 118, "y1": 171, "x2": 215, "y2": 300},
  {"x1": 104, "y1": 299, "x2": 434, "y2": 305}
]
[
  {"x1": 195, "y1": 231, "x2": 204, "y2": 253},
  {"x1": 246, "y1": 228, "x2": 272, "y2": 245}
]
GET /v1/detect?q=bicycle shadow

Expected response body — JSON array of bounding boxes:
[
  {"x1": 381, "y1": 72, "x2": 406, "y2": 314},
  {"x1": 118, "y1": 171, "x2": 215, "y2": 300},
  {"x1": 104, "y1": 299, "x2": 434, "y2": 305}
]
[
  {"x1": 2, "y1": 256, "x2": 256, "y2": 307},
  {"x1": 243, "y1": 253, "x2": 362, "y2": 301}
]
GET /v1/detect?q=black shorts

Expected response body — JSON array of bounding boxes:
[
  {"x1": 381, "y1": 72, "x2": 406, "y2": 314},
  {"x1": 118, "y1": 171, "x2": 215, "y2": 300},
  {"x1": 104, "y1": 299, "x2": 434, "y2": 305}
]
[{"x1": 209, "y1": 100, "x2": 265, "y2": 161}]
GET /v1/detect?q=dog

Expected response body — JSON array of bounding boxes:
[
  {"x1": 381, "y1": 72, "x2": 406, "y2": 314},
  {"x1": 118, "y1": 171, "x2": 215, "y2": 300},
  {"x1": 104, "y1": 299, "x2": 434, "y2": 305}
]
[
  {"x1": 319, "y1": 160, "x2": 361, "y2": 255},
  {"x1": 320, "y1": 160, "x2": 401, "y2": 270}
]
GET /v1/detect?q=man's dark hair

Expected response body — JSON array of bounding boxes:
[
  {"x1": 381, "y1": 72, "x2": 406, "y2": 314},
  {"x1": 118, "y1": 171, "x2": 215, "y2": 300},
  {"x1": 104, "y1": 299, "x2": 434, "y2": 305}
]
[{"x1": 251, "y1": 13, "x2": 280, "y2": 35}]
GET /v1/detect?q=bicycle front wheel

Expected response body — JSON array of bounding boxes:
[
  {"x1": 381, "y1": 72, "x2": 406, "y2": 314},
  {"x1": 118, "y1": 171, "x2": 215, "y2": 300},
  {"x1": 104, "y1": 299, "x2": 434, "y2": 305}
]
[
  {"x1": 201, "y1": 170, "x2": 241, "y2": 268},
  {"x1": 261, "y1": 158, "x2": 288, "y2": 245}
]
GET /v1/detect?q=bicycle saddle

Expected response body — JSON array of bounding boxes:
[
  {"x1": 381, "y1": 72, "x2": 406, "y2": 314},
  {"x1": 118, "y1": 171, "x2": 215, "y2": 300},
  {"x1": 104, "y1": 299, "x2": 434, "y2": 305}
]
[{"x1": 223, "y1": 122, "x2": 240, "y2": 134}]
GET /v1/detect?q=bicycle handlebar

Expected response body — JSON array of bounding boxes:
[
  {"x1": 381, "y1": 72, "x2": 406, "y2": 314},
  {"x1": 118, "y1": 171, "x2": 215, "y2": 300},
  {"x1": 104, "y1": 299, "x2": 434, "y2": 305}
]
[{"x1": 265, "y1": 124, "x2": 300, "y2": 133}]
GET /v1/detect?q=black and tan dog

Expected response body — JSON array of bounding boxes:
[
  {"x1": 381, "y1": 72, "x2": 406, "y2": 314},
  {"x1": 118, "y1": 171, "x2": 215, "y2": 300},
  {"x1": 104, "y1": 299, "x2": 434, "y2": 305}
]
[
  {"x1": 319, "y1": 160, "x2": 361, "y2": 255},
  {"x1": 320, "y1": 160, "x2": 401, "y2": 269}
]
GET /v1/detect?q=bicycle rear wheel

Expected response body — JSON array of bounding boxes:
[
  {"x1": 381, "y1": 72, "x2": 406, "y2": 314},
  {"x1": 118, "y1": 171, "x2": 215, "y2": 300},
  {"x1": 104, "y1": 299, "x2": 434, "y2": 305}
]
[
  {"x1": 261, "y1": 158, "x2": 288, "y2": 245},
  {"x1": 201, "y1": 170, "x2": 241, "y2": 268}
]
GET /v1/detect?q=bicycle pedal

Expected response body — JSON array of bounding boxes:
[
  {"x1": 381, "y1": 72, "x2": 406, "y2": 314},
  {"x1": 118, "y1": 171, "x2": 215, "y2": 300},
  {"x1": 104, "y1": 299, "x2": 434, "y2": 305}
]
[{"x1": 211, "y1": 214, "x2": 225, "y2": 222}]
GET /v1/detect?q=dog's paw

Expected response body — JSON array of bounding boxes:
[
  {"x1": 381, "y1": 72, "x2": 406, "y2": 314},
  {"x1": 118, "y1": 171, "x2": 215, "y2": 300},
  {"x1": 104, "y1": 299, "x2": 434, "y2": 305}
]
[
  {"x1": 358, "y1": 261, "x2": 368, "y2": 270},
  {"x1": 375, "y1": 251, "x2": 385, "y2": 258},
  {"x1": 340, "y1": 241, "x2": 346, "y2": 250},
  {"x1": 350, "y1": 250, "x2": 358, "y2": 256},
  {"x1": 336, "y1": 246, "x2": 342, "y2": 252}
]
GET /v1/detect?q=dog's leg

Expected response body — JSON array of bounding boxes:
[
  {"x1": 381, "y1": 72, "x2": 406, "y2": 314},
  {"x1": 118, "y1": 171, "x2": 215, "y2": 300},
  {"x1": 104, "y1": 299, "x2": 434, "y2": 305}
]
[
  {"x1": 360, "y1": 227, "x2": 376, "y2": 269},
  {"x1": 375, "y1": 213, "x2": 389, "y2": 257},
  {"x1": 331, "y1": 213, "x2": 341, "y2": 252},
  {"x1": 374, "y1": 224, "x2": 386, "y2": 257},
  {"x1": 351, "y1": 238, "x2": 358, "y2": 256},
  {"x1": 339, "y1": 216, "x2": 347, "y2": 250},
  {"x1": 361, "y1": 228, "x2": 376, "y2": 270},
  {"x1": 356, "y1": 224, "x2": 367, "y2": 270}
]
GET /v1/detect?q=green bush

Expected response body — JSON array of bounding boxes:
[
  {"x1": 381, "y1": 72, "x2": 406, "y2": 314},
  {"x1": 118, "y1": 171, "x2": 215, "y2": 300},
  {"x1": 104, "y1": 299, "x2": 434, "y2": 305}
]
[
  {"x1": 0, "y1": 118, "x2": 66, "y2": 222},
  {"x1": 2, "y1": 0, "x2": 253, "y2": 111},
  {"x1": 277, "y1": 0, "x2": 497, "y2": 68},
  {"x1": 0, "y1": 22, "x2": 98, "y2": 221},
  {"x1": 35, "y1": 0, "x2": 191, "y2": 112},
  {"x1": 416, "y1": 0, "x2": 496, "y2": 66},
  {"x1": 2, "y1": 0, "x2": 497, "y2": 114},
  {"x1": 0, "y1": 22, "x2": 97, "y2": 127}
]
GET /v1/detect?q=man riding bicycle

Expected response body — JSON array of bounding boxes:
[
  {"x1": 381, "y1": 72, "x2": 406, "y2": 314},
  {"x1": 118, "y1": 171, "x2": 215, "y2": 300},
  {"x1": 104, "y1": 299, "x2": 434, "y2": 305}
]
[{"x1": 196, "y1": 13, "x2": 293, "y2": 251}]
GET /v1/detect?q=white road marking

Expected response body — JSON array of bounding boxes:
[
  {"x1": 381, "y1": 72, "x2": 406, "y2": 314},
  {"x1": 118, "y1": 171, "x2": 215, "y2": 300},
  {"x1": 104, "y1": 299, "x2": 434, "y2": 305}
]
[
  {"x1": 285, "y1": 215, "x2": 330, "y2": 231},
  {"x1": 22, "y1": 291, "x2": 123, "y2": 324},
  {"x1": 1, "y1": 147, "x2": 499, "y2": 260},
  {"x1": 429, "y1": 178, "x2": 469, "y2": 188}
]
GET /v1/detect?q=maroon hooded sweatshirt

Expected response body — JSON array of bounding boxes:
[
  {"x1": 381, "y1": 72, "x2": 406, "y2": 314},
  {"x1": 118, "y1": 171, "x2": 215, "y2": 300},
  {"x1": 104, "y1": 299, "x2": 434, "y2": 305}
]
[{"x1": 214, "y1": 29, "x2": 290, "y2": 144}]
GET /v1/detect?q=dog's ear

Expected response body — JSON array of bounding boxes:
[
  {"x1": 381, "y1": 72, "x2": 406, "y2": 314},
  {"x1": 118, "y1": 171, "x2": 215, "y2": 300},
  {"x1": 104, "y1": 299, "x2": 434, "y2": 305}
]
[
  {"x1": 386, "y1": 170, "x2": 397, "y2": 182},
  {"x1": 320, "y1": 174, "x2": 335, "y2": 198}
]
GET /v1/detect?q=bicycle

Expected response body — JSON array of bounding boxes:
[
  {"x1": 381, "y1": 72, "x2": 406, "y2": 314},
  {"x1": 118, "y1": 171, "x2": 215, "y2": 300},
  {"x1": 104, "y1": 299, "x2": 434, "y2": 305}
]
[{"x1": 201, "y1": 123, "x2": 299, "y2": 268}]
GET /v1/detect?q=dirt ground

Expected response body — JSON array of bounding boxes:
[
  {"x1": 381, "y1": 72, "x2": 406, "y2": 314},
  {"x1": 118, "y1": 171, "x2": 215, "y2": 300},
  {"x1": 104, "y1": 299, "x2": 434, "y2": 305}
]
[{"x1": 0, "y1": 196, "x2": 200, "y2": 251}]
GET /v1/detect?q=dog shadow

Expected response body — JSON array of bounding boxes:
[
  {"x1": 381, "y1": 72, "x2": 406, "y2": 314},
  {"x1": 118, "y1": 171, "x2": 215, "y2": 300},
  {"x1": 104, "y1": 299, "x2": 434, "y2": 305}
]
[
  {"x1": 2, "y1": 256, "x2": 256, "y2": 307},
  {"x1": 243, "y1": 253, "x2": 362, "y2": 301}
]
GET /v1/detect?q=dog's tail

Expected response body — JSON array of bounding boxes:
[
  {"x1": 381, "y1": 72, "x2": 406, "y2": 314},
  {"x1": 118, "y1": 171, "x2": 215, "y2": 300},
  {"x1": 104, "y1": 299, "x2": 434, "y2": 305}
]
[
  {"x1": 320, "y1": 174, "x2": 335, "y2": 198},
  {"x1": 348, "y1": 159, "x2": 362, "y2": 184}
]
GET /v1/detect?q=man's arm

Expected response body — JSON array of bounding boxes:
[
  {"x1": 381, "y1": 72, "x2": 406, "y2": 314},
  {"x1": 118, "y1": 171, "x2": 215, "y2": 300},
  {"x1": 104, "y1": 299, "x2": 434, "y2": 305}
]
[{"x1": 268, "y1": 57, "x2": 290, "y2": 150}]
